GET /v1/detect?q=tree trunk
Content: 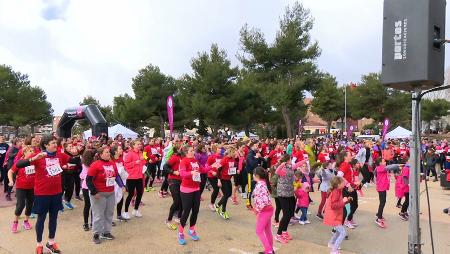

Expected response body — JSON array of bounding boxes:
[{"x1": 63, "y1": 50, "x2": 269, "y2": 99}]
[
  {"x1": 281, "y1": 106, "x2": 293, "y2": 138},
  {"x1": 327, "y1": 121, "x2": 332, "y2": 135},
  {"x1": 159, "y1": 114, "x2": 166, "y2": 139},
  {"x1": 14, "y1": 126, "x2": 19, "y2": 137},
  {"x1": 245, "y1": 124, "x2": 250, "y2": 137}
]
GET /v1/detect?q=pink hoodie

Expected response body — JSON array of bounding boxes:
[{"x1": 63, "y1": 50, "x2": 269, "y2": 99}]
[
  {"x1": 123, "y1": 149, "x2": 145, "y2": 180},
  {"x1": 295, "y1": 183, "x2": 310, "y2": 208}
]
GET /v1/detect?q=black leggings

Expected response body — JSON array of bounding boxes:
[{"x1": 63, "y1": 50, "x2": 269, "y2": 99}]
[
  {"x1": 343, "y1": 188, "x2": 358, "y2": 221},
  {"x1": 180, "y1": 190, "x2": 201, "y2": 228},
  {"x1": 62, "y1": 172, "x2": 76, "y2": 202},
  {"x1": 117, "y1": 197, "x2": 124, "y2": 217},
  {"x1": 145, "y1": 164, "x2": 157, "y2": 188},
  {"x1": 377, "y1": 191, "x2": 386, "y2": 219},
  {"x1": 156, "y1": 161, "x2": 162, "y2": 179},
  {"x1": 277, "y1": 196, "x2": 295, "y2": 235},
  {"x1": 200, "y1": 174, "x2": 207, "y2": 194},
  {"x1": 15, "y1": 189, "x2": 34, "y2": 217},
  {"x1": 360, "y1": 165, "x2": 373, "y2": 185},
  {"x1": 168, "y1": 181, "x2": 182, "y2": 221},
  {"x1": 82, "y1": 189, "x2": 91, "y2": 224},
  {"x1": 36, "y1": 210, "x2": 58, "y2": 243},
  {"x1": 125, "y1": 179, "x2": 144, "y2": 212},
  {"x1": 274, "y1": 197, "x2": 281, "y2": 223},
  {"x1": 161, "y1": 172, "x2": 169, "y2": 192},
  {"x1": 401, "y1": 192, "x2": 410, "y2": 213},
  {"x1": 74, "y1": 173, "x2": 81, "y2": 197},
  {"x1": 217, "y1": 180, "x2": 232, "y2": 212},
  {"x1": 209, "y1": 177, "x2": 220, "y2": 204}
]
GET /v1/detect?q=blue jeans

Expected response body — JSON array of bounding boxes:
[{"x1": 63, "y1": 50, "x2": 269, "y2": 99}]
[{"x1": 299, "y1": 207, "x2": 308, "y2": 221}]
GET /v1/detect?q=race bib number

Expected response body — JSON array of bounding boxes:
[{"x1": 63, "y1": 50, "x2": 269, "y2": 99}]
[
  {"x1": 151, "y1": 148, "x2": 158, "y2": 155},
  {"x1": 45, "y1": 158, "x2": 63, "y2": 176},
  {"x1": 228, "y1": 167, "x2": 237, "y2": 175},
  {"x1": 67, "y1": 163, "x2": 76, "y2": 167},
  {"x1": 325, "y1": 156, "x2": 330, "y2": 161},
  {"x1": 25, "y1": 165, "x2": 35, "y2": 175},
  {"x1": 106, "y1": 177, "x2": 115, "y2": 187},
  {"x1": 190, "y1": 162, "x2": 200, "y2": 171},
  {"x1": 0, "y1": 149, "x2": 6, "y2": 154},
  {"x1": 192, "y1": 172, "x2": 201, "y2": 182}
]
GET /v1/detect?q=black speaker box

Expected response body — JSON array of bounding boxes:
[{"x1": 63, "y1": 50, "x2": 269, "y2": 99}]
[{"x1": 382, "y1": 0, "x2": 446, "y2": 91}]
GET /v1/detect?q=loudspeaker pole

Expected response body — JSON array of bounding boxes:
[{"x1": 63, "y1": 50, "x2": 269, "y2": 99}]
[{"x1": 409, "y1": 89, "x2": 422, "y2": 254}]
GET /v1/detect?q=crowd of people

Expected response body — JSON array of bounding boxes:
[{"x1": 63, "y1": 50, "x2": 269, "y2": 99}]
[{"x1": 0, "y1": 132, "x2": 449, "y2": 254}]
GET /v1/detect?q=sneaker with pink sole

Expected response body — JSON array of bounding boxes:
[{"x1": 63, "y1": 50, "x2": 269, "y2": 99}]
[
  {"x1": 11, "y1": 221, "x2": 18, "y2": 233},
  {"x1": 275, "y1": 234, "x2": 288, "y2": 244},
  {"x1": 23, "y1": 220, "x2": 32, "y2": 230}
]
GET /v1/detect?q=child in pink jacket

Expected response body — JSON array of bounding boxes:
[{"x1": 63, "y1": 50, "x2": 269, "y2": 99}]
[
  {"x1": 253, "y1": 167, "x2": 274, "y2": 254},
  {"x1": 324, "y1": 176, "x2": 351, "y2": 254},
  {"x1": 295, "y1": 182, "x2": 310, "y2": 225},
  {"x1": 374, "y1": 159, "x2": 401, "y2": 228}
]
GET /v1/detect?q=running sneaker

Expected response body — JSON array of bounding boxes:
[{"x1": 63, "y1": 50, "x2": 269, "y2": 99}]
[
  {"x1": 189, "y1": 230, "x2": 200, "y2": 241},
  {"x1": 150, "y1": 187, "x2": 157, "y2": 191},
  {"x1": 117, "y1": 216, "x2": 128, "y2": 222},
  {"x1": 304, "y1": 220, "x2": 311, "y2": 224},
  {"x1": 375, "y1": 215, "x2": 386, "y2": 221},
  {"x1": 298, "y1": 220, "x2": 305, "y2": 225},
  {"x1": 11, "y1": 221, "x2": 18, "y2": 233},
  {"x1": 63, "y1": 200, "x2": 74, "y2": 210},
  {"x1": 344, "y1": 221, "x2": 355, "y2": 229},
  {"x1": 375, "y1": 219, "x2": 386, "y2": 228},
  {"x1": 165, "y1": 220, "x2": 177, "y2": 230},
  {"x1": 214, "y1": 204, "x2": 221, "y2": 214},
  {"x1": 83, "y1": 224, "x2": 90, "y2": 231},
  {"x1": 399, "y1": 213, "x2": 408, "y2": 221},
  {"x1": 177, "y1": 233, "x2": 186, "y2": 245},
  {"x1": 100, "y1": 233, "x2": 115, "y2": 240},
  {"x1": 122, "y1": 212, "x2": 130, "y2": 220},
  {"x1": 173, "y1": 217, "x2": 181, "y2": 224},
  {"x1": 158, "y1": 191, "x2": 164, "y2": 198},
  {"x1": 145, "y1": 187, "x2": 150, "y2": 192},
  {"x1": 132, "y1": 210, "x2": 142, "y2": 218},
  {"x1": 36, "y1": 246, "x2": 44, "y2": 254},
  {"x1": 282, "y1": 232, "x2": 293, "y2": 241},
  {"x1": 93, "y1": 234, "x2": 101, "y2": 244},
  {"x1": 209, "y1": 204, "x2": 216, "y2": 211},
  {"x1": 23, "y1": 220, "x2": 32, "y2": 230},
  {"x1": 275, "y1": 234, "x2": 288, "y2": 244},
  {"x1": 112, "y1": 221, "x2": 116, "y2": 227},
  {"x1": 348, "y1": 220, "x2": 358, "y2": 227},
  {"x1": 273, "y1": 222, "x2": 279, "y2": 228},
  {"x1": 223, "y1": 211, "x2": 230, "y2": 220},
  {"x1": 45, "y1": 242, "x2": 61, "y2": 254},
  {"x1": 5, "y1": 194, "x2": 12, "y2": 201},
  {"x1": 316, "y1": 214, "x2": 324, "y2": 220}
]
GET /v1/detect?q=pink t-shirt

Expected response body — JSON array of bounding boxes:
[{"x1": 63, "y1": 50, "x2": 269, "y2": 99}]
[
  {"x1": 401, "y1": 166, "x2": 410, "y2": 193},
  {"x1": 375, "y1": 166, "x2": 390, "y2": 192}
]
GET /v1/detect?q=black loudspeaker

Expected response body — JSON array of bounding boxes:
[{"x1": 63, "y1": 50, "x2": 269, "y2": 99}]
[{"x1": 382, "y1": 0, "x2": 446, "y2": 91}]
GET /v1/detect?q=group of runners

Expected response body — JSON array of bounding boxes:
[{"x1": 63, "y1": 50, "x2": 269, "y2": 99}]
[{"x1": 0, "y1": 133, "x2": 449, "y2": 254}]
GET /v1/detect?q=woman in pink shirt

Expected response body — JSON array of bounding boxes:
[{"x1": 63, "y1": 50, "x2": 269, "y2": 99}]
[
  {"x1": 374, "y1": 159, "x2": 401, "y2": 228},
  {"x1": 123, "y1": 140, "x2": 145, "y2": 219}
]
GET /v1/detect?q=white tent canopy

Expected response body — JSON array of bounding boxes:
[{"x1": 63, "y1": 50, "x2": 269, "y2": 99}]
[
  {"x1": 235, "y1": 131, "x2": 259, "y2": 139},
  {"x1": 385, "y1": 126, "x2": 412, "y2": 139},
  {"x1": 83, "y1": 124, "x2": 138, "y2": 140}
]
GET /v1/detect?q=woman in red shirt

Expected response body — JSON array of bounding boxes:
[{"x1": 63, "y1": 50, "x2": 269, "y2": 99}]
[
  {"x1": 111, "y1": 145, "x2": 126, "y2": 221},
  {"x1": 215, "y1": 147, "x2": 237, "y2": 220},
  {"x1": 163, "y1": 145, "x2": 183, "y2": 230},
  {"x1": 86, "y1": 146, "x2": 124, "y2": 244},
  {"x1": 206, "y1": 144, "x2": 222, "y2": 211},
  {"x1": 123, "y1": 140, "x2": 145, "y2": 219},
  {"x1": 16, "y1": 136, "x2": 69, "y2": 254},
  {"x1": 177, "y1": 146, "x2": 205, "y2": 245},
  {"x1": 8, "y1": 145, "x2": 35, "y2": 233}
]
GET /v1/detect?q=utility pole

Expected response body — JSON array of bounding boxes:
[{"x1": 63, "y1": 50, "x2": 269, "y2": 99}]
[
  {"x1": 344, "y1": 84, "x2": 347, "y2": 133},
  {"x1": 409, "y1": 89, "x2": 422, "y2": 254}
]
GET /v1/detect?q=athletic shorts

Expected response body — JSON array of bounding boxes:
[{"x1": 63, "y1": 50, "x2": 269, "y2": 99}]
[{"x1": 32, "y1": 193, "x2": 64, "y2": 215}]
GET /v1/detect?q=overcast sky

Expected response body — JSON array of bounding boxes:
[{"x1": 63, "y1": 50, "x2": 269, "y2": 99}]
[{"x1": 1, "y1": 0, "x2": 449, "y2": 115}]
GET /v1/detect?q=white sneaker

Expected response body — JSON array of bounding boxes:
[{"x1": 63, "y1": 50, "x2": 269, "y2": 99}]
[
  {"x1": 122, "y1": 212, "x2": 130, "y2": 220},
  {"x1": 344, "y1": 221, "x2": 355, "y2": 229},
  {"x1": 241, "y1": 192, "x2": 247, "y2": 199},
  {"x1": 132, "y1": 210, "x2": 142, "y2": 218},
  {"x1": 298, "y1": 220, "x2": 305, "y2": 225},
  {"x1": 304, "y1": 220, "x2": 311, "y2": 224},
  {"x1": 209, "y1": 204, "x2": 216, "y2": 211}
]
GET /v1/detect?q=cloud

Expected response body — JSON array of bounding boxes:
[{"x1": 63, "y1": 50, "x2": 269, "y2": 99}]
[{"x1": 0, "y1": 0, "x2": 449, "y2": 115}]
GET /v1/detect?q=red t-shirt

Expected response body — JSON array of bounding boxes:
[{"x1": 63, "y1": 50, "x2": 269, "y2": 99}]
[
  {"x1": 268, "y1": 149, "x2": 283, "y2": 167},
  {"x1": 87, "y1": 160, "x2": 118, "y2": 193},
  {"x1": 11, "y1": 164, "x2": 35, "y2": 189},
  {"x1": 179, "y1": 157, "x2": 201, "y2": 189},
  {"x1": 207, "y1": 153, "x2": 222, "y2": 178},
  {"x1": 293, "y1": 150, "x2": 305, "y2": 163},
  {"x1": 318, "y1": 152, "x2": 330, "y2": 163},
  {"x1": 338, "y1": 161, "x2": 356, "y2": 188},
  {"x1": 144, "y1": 145, "x2": 161, "y2": 163},
  {"x1": 219, "y1": 156, "x2": 236, "y2": 181},
  {"x1": 167, "y1": 154, "x2": 182, "y2": 181},
  {"x1": 31, "y1": 152, "x2": 69, "y2": 195}
]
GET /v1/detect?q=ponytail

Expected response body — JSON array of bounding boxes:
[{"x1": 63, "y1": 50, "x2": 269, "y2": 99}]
[{"x1": 254, "y1": 166, "x2": 272, "y2": 193}]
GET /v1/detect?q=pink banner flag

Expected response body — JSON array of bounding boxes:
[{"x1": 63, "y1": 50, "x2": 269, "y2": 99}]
[
  {"x1": 348, "y1": 125, "x2": 354, "y2": 137},
  {"x1": 382, "y1": 118, "x2": 389, "y2": 138},
  {"x1": 167, "y1": 96, "x2": 174, "y2": 138}
]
